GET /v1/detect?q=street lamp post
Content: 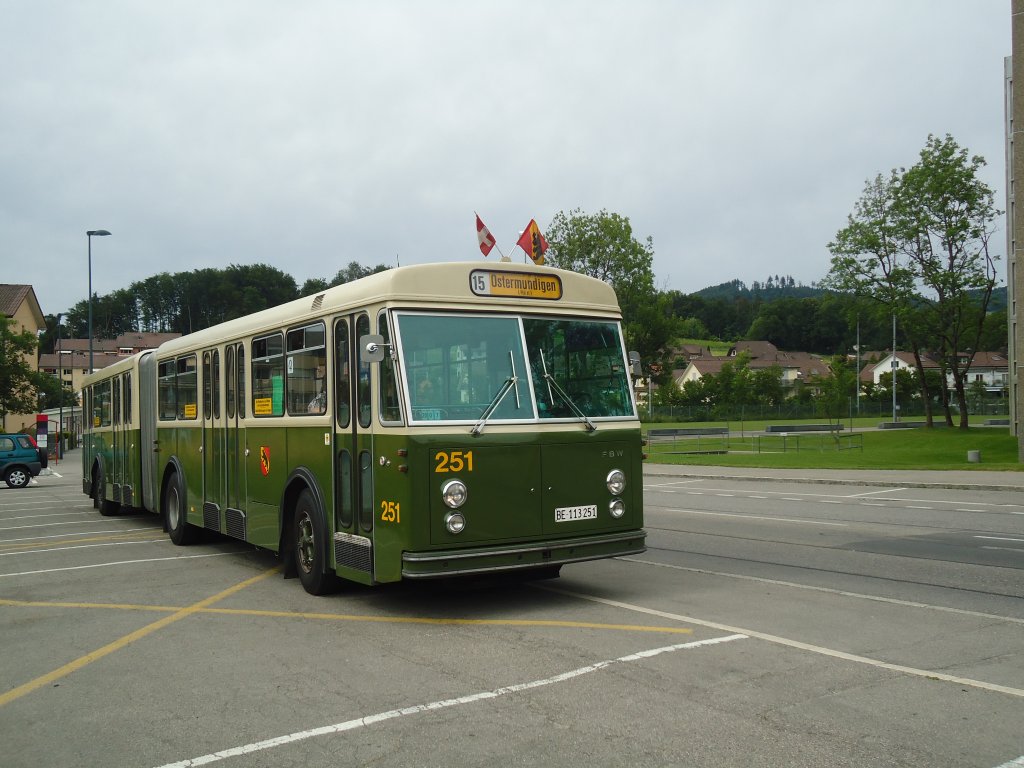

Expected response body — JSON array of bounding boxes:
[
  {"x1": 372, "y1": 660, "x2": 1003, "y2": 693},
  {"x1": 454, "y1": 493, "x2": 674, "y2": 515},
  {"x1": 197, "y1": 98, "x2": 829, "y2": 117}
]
[
  {"x1": 56, "y1": 313, "x2": 63, "y2": 460},
  {"x1": 891, "y1": 313, "x2": 898, "y2": 423},
  {"x1": 86, "y1": 230, "x2": 112, "y2": 374}
]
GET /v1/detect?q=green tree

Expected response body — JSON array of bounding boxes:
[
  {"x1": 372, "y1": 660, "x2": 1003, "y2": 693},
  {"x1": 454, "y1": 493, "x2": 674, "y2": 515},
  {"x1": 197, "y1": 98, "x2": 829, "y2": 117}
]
[
  {"x1": 676, "y1": 316, "x2": 710, "y2": 340},
  {"x1": 0, "y1": 316, "x2": 41, "y2": 421},
  {"x1": 814, "y1": 356, "x2": 853, "y2": 427},
  {"x1": 897, "y1": 135, "x2": 1000, "y2": 427},
  {"x1": 826, "y1": 135, "x2": 999, "y2": 429},
  {"x1": 545, "y1": 208, "x2": 670, "y2": 376},
  {"x1": 328, "y1": 261, "x2": 391, "y2": 286},
  {"x1": 751, "y1": 364, "x2": 785, "y2": 406},
  {"x1": 978, "y1": 310, "x2": 1008, "y2": 352}
]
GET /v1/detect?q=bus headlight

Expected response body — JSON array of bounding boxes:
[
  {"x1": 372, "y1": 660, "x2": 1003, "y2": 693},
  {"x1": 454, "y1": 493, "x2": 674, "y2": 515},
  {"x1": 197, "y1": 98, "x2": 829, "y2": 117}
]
[
  {"x1": 445, "y1": 512, "x2": 467, "y2": 534},
  {"x1": 606, "y1": 469, "x2": 626, "y2": 495},
  {"x1": 441, "y1": 479, "x2": 468, "y2": 509},
  {"x1": 609, "y1": 499, "x2": 625, "y2": 518}
]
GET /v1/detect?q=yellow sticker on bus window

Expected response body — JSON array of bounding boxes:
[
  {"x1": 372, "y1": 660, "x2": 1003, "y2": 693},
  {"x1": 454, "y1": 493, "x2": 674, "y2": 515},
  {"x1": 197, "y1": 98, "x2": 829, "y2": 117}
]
[
  {"x1": 254, "y1": 397, "x2": 273, "y2": 416},
  {"x1": 183, "y1": 403, "x2": 197, "y2": 419}
]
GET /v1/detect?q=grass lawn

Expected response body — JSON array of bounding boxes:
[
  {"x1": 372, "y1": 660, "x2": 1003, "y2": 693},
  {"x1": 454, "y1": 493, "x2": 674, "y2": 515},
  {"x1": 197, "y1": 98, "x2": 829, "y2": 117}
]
[{"x1": 646, "y1": 427, "x2": 1023, "y2": 471}]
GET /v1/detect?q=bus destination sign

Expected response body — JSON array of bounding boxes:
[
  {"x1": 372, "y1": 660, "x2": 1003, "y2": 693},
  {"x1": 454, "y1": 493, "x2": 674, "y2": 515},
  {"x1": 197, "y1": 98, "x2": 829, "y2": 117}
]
[{"x1": 469, "y1": 270, "x2": 562, "y2": 300}]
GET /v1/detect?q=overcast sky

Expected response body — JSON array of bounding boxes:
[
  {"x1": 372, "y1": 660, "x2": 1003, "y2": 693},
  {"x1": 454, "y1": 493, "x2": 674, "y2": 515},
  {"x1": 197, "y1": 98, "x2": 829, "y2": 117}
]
[{"x1": 2, "y1": 1, "x2": 1011, "y2": 319}]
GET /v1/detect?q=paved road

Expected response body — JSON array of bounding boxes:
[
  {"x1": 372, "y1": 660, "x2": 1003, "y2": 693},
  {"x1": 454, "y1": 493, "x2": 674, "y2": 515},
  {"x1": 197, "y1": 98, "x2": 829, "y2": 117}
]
[{"x1": 0, "y1": 461, "x2": 1022, "y2": 767}]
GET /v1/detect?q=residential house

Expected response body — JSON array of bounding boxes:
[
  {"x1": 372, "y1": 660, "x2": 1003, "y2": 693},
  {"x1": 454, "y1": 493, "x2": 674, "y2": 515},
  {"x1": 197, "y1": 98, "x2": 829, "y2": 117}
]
[
  {"x1": 0, "y1": 284, "x2": 46, "y2": 432},
  {"x1": 675, "y1": 340, "x2": 830, "y2": 393},
  {"x1": 39, "y1": 331, "x2": 181, "y2": 399},
  {"x1": 859, "y1": 351, "x2": 1008, "y2": 393}
]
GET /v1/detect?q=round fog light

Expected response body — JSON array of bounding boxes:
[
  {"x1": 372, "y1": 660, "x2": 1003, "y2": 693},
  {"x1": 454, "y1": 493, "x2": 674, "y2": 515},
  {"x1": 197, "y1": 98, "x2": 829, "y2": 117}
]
[
  {"x1": 441, "y1": 479, "x2": 467, "y2": 508},
  {"x1": 445, "y1": 512, "x2": 466, "y2": 534},
  {"x1": 606, "y1": 469, "x2": 626, "y2": 495},
  {"x1": 609, "y1": 499, "x2": 625, "y2": 518}
]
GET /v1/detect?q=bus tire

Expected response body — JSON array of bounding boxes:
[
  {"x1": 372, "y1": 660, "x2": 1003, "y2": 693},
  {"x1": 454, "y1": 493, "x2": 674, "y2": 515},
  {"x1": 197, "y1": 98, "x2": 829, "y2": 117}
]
[
  {"x1": 92, "y1": 466, "x2": 102, "y2": 510},
  {"x1": 521, "y1": 565, "x2": 562, "y2": 581},
  {"x1": 293, "y1": 488, "x2": 339, "y2": 596},
  {"x1": 165, "y1": 472, "x2": 198, "y2": 545}
]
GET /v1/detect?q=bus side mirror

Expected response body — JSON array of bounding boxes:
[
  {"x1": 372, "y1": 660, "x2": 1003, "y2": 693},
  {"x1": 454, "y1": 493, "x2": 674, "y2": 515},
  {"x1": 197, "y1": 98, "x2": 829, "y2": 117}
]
[
  {"x1": 361, "y1": 334, "x2": 388, "y2": 364},
  {"x1": 629, "y1": 351, "x2": 642, "y2": 378}
]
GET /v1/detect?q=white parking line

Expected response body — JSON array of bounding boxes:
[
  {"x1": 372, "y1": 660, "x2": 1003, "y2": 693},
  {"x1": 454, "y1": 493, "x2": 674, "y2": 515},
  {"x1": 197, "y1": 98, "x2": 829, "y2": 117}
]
[
  {"x1": 0, "y1": 512, "x2": 93, "y2": 521},
  {"x1": 0, "y1": 527, "x2": 162, "y2": 543},
  {"x1": 622, "y1": 557, "x2": 1024, "y2": 626},
  {"x1": 546, "y1": 586, "x2": 1024, "y2": 699},
  {"x1": 0, "y1": 552, "x2": 239, "y2": 578},
  {"x1": 975, "y1": 535, "x2": 1024, "y2": 544},
  {"x1": 0, "y1": 519, "x2": 125, "y2": 532},
  {"x1": 0, "y1": 539, "x2": 166, "y2": 557},
  {"x1": 846, "y1": 488, "x2": 906, "y2": 498},
  {"x1": 151, "y1": 633, "x2": 748, "y2": 768}
]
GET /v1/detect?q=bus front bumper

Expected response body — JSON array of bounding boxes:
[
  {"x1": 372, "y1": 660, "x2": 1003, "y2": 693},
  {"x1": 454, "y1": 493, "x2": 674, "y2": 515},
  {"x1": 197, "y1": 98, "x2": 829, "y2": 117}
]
[{"x1": 401, "y1": 529, "x2": 647, "y2": 579}]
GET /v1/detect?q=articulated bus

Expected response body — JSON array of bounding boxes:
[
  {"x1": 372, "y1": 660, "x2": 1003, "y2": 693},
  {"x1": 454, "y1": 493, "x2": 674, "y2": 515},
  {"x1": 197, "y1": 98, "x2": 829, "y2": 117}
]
[{"x1": 81, "y1": 261, "x2": 646, "y2": 594}]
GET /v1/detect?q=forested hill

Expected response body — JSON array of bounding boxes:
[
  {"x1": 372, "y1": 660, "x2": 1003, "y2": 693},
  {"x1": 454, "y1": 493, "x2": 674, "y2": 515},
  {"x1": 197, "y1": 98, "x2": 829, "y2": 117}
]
[
  {"x1": 694, "y1": 278, "x2": 1007, "y2": 311},
  {"x1": 693, "y1": 276, "x2": 823, "y2": 302}
]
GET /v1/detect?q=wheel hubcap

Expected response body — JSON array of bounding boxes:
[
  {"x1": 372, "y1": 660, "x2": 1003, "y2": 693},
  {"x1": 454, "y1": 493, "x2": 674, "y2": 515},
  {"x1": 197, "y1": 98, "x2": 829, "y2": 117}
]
[
  {"x1": 168, "y1": 489, "x2": 179, "y2": 528},
  {"x1": 296, "y1": 512, "x2": 315, "y2": 574}
]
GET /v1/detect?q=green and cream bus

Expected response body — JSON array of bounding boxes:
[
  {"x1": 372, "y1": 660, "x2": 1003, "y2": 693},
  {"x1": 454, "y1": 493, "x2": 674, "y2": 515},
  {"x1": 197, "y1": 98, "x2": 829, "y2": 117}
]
[{"x1": 82, "y1": 261, "x2": 646, "y2": 594}]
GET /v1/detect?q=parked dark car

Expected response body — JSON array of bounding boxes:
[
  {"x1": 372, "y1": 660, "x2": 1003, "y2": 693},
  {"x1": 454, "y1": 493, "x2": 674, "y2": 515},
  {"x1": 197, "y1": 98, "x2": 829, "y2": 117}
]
[{"x1": 0, "y1": 433, "x2": 47, "y2": 488}]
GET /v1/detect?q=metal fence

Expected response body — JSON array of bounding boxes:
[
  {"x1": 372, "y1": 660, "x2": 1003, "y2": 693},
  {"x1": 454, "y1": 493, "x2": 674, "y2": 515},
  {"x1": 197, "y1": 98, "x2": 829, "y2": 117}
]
[{"x1": 643, "y1": 399, "x2": 1010, "y2": 424}]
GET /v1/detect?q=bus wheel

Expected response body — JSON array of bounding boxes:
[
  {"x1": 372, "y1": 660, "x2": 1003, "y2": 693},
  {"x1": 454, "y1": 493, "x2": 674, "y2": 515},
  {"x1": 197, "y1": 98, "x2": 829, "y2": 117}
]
[
  {"x1": 521, "y1": 565, "x2": 562, "y2": 581},
  {"x1": 165, "y1": 472, "x2": 197, "y2": 545},
  {"x1": 293, "y1": 489, "x2": 338, "y2": 596},
  {"x1": 91, "y1": 466, "x2": 102, "y2": 509}
]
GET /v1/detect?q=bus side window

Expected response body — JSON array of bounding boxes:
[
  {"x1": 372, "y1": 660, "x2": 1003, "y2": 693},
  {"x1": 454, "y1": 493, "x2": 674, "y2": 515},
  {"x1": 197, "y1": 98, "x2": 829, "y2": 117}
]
[
  {"x1": 335, "y1": 319, "x2": 350, "y2": 428},
  {"x1": 124, "y1": 372, "x2": 132, "y2": 425},
  {"x1": 177, "y1": 355, "x2": 198, "y2": 420},
  {"x1": 378, "y1": 310, "x2": 402, "y2": 424},
  {"x1": 158, "y1": 360, "x2": 176, "y2": 420},
  {"x1": 237, "y1": 344, "x2": 246, "y2": 419},
  {"x1": 356, "y1": 314, "x2": 371, "y2": 428},
  {"x1": 252, "y1": 333, "x2": 284, "y2": 417},
  {"x1": 226, "y1": 346, "x2": 235, "y2": 419}
]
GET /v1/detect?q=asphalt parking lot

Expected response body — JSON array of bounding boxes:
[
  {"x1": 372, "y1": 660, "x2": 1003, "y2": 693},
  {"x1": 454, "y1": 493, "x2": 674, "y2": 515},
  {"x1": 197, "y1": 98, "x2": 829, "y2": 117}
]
[{"x1": 2, "y1": 455, "x2": 1023, "y2": 768}]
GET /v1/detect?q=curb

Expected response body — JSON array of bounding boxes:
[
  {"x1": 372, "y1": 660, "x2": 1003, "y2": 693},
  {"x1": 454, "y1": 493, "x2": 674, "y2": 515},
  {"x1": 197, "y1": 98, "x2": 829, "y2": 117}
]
[{"x1": 642, "y1": 467, "x2": 1024, "y2": 493}]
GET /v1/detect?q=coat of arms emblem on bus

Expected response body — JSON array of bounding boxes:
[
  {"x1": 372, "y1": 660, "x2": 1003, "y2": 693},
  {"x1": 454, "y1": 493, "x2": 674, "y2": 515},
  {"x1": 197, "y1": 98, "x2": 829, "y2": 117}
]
[{"x1": 259, "y1": 446, "x2": 271, "y2": 476}]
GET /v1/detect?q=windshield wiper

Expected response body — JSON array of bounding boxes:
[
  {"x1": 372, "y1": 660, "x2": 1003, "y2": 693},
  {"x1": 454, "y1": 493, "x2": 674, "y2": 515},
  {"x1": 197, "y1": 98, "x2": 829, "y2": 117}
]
[
  {"x1": 539, "y1": 350, "x2": 596, "y2": 432},
  {"x1": 471, "y1": 352, "x2": 521, "y2": 436}
]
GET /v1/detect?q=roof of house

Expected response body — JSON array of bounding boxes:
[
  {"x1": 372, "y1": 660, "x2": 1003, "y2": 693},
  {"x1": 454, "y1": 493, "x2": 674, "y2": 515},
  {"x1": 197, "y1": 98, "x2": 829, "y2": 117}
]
[
  {"x1": 858, "y1": 350, "x2": 1007, "y2": 381},
  {"x1": 729, "y1": 340, "x2": 778, "y2": 359},
  {"x1": 0, "y1": 284, "x2": 45, "y2": 327},
  {"x1": 677, "y1": 350, "x2": 830, "y2": 382}
]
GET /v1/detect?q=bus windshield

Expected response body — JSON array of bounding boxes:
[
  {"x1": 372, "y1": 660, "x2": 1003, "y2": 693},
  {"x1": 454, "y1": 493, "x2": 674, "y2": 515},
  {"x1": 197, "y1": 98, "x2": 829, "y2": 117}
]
[{"x1": 396, "y1": 313, "x2": 634, "y2": 424}]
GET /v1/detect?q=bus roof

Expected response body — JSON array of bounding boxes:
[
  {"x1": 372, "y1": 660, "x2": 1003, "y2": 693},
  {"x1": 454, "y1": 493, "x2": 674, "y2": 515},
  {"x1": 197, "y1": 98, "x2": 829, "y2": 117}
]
[{"x1": 153, "y1": 261, "x2": 620, "y2": 359}]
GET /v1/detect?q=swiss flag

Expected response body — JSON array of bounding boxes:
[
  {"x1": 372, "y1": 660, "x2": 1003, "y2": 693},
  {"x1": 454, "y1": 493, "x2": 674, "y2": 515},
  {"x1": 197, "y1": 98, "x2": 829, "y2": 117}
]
[{"x1": 476, "y1": 213, "x2": 496, "y2": 256}]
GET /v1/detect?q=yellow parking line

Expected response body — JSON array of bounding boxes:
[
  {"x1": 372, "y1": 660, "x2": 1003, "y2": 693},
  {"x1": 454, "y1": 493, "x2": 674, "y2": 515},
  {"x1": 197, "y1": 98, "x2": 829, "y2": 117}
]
[
  {"x1": 0, "y1": 597, "x2": 693, "y2": 635},
  {"x1": 205, "y1": 607, "x2": 695, "y2": 634},
  {"x1": 0, "y1": 566, "x2": 279, "y2": 708},
  {"x1": 0, "y1": 598, "x2": 179, "y2": 612}
]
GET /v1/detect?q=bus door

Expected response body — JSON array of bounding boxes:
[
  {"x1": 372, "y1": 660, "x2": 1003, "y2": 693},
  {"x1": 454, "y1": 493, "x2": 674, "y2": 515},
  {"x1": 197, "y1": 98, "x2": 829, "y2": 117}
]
[
  {"x1": 111, "y1": 373, "x2": 124, "y2": 505},
  {"x1": 224, "y1": 343, "x2": 248, "y2": 540},
  {"x1": 201, "y1": 348, "x2": 228, "y2": 534},
  {"x1": 332, "y1": 314, "x2": 375, "y2": 585},
  {"x1": 120, "y1": 371, "x2": 137, "y2": 508}
]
